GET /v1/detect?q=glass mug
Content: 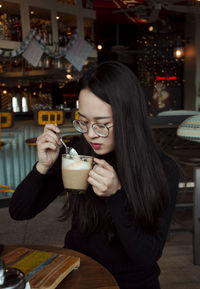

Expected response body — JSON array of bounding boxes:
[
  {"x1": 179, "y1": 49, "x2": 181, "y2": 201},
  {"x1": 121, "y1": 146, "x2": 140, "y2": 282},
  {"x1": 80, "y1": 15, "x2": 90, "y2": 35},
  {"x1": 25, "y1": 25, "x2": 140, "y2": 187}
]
[{"x1": 61, "y1": 154, "x2": 93, "y2": 191}]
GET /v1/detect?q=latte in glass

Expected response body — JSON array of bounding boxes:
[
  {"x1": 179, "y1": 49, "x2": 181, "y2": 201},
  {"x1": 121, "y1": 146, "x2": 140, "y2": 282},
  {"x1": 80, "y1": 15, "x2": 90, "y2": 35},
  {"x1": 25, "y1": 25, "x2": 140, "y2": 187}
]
[{"x1": 62, "y1": 154, "x2": 93, "y2": 191}]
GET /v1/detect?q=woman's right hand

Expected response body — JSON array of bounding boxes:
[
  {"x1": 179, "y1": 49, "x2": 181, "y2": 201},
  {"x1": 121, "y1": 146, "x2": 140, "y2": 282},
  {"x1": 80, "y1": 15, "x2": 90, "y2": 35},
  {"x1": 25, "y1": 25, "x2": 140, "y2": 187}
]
[{"x1": 36, "y1": 124, "x2": 61, "y2": 174}]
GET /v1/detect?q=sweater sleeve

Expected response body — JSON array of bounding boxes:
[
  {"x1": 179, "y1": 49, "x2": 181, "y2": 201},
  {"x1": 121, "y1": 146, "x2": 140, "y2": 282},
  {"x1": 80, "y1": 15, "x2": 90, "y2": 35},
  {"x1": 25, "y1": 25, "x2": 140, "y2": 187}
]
[
  {"x1": 9, "y1": 136, "x2": 85, "y2": 220},
  {"x1": 104, "y1": 155, "x2": 179, "y2": 267},
  {"x1": 9, "y1": 151, "x2": 64, "y2": 220}
]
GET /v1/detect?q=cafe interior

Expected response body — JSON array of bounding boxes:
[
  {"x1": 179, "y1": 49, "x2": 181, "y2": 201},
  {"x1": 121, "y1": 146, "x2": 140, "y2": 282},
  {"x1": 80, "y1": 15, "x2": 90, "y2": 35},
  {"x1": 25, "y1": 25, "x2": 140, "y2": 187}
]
[{"x1": 1, "y1": 0, "x2": 200, "y2": 288}]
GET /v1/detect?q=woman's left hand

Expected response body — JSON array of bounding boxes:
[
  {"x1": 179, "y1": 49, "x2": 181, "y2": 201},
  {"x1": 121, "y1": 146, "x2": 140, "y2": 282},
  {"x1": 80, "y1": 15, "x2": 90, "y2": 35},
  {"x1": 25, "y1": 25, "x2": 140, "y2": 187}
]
[{"x1": 88, "y1": 158, "x2": 121, "y2": 197}]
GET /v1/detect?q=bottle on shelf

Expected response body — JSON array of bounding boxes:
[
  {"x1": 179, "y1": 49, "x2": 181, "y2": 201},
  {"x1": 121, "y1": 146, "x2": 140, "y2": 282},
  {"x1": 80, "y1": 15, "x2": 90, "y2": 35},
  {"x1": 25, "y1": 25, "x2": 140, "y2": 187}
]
[
  {"x1": 12, "y1": 96, "x2": 20, "y2": 112},
  {"x1": 0, "y1": 14, "x2": 4, "y2": 40},
  {"x1": 31, "y1": 18, "x2": 52, "y2": 46},
  {"x1": 22, "y1": 96, "x2": 28, "y2": 112},
  {"x1": 71, "y1": 100, "x2": 79, "y2": 120},
  {"x1": 46, "y1": 22, "x2": 52, "y2": 45},
  {"x1": 4, "y1": 14, "x2": 12, "y2": 40},
  {"x1": 12, "y1": 16, "x2": 22, "y2": 41},
  {"x1": 15, "y1": 17, "x2": 22, "y2": 41}
]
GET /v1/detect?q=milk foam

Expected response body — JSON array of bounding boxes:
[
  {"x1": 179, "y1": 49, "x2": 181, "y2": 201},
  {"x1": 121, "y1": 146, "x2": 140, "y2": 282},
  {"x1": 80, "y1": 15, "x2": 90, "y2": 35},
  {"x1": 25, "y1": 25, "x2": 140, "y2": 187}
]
[{"x1": 62, "y1": 156, "x2": 91, "y2": 170}]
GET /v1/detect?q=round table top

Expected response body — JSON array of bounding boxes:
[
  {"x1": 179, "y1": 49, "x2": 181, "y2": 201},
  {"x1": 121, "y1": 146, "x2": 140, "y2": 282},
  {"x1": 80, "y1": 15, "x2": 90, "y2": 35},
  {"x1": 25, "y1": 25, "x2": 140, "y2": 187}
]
[
  {"x1": 166, "y1": 149, "x2": 200, "y2": 165},
  {"x1": 1, "y1": 245, "x2": 119, "y2": 289}
]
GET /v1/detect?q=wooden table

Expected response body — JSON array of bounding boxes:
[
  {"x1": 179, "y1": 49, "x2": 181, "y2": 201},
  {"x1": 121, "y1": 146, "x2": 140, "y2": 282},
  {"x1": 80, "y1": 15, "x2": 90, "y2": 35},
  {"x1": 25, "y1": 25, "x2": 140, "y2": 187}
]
[{"x1": 1, "y1": 245, "x2": 119, "y2": 289}]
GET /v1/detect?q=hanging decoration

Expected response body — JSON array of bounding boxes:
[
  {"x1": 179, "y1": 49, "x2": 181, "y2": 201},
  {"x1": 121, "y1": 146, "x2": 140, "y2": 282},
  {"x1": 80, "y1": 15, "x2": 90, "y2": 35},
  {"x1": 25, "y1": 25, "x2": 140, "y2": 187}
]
[
  {"x1": 65, "y1": 33, "x2": 93, "y2": 71},
  {"x1": 0, "y1": 29, "x2": 65, "y2": 59},
  {"x1": 152, "y1": 82, "x2": 170, "y2": 109},
  {"x1": 22, "y1": 39, "x2": 44, "y2": 67},
  {"x1": 0, "y1": 29, "x2": 94, "y2": 70}
]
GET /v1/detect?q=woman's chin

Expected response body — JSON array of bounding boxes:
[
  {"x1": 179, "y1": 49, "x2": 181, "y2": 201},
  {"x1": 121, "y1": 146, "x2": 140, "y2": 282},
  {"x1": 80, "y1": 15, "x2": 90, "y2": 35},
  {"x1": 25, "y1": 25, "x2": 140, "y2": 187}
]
[
  {"x1": 92, "y1": 147, "x2": 113, "y2": 155},
  {"x1": 92, "y1": 149, "x2": 105, "y2": 155}
]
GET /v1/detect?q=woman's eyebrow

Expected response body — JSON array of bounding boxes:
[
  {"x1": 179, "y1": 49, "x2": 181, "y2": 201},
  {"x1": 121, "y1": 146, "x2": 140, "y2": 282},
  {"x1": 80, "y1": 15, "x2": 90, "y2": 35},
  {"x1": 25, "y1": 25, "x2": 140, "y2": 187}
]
[{"x1": 78, "y1": 112, "x2": 112, "y2": 120}]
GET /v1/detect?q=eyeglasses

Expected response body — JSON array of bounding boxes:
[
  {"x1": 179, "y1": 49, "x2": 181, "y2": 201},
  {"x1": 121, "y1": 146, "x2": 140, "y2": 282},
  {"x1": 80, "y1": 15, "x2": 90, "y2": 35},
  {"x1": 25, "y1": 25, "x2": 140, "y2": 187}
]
[{"x1": 73, "y1": 119, "x2": 113, "y2": 137}]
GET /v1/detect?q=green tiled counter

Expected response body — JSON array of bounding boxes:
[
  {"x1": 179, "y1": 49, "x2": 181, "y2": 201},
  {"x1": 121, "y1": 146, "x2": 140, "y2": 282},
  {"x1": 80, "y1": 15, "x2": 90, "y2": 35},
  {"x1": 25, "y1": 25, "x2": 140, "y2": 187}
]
[{"x1": 0, "y1": 119, "x2": 78, "y2": 190}]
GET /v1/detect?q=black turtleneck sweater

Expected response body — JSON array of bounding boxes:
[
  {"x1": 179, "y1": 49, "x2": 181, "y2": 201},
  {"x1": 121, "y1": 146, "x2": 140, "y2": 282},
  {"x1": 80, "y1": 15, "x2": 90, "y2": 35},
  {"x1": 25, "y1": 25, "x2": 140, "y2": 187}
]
[{"x1": 9, "y1": 137, "x2": 178, "y2": 289}]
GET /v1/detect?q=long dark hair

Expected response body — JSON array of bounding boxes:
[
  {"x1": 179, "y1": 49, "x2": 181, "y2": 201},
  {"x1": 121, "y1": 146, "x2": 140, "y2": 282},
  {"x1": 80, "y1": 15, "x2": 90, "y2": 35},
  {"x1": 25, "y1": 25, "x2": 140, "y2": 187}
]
[{"x1": 64, "y1": 61, "x2": 169, "y2": 235}]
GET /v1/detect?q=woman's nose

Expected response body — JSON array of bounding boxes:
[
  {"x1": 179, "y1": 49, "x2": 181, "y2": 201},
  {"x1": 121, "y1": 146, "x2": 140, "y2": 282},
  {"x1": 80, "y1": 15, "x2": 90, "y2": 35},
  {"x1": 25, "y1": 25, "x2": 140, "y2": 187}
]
[{"x1": 87, "y1": 125, "x2": 98, "y2": 138}]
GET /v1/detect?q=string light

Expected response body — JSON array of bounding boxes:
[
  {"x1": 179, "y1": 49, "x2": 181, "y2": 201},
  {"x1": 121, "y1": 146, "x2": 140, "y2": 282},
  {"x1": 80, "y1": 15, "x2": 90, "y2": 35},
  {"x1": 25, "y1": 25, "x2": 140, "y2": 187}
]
[{"x1": 137, "y1": 33, "x2": 184, "y2": 115}]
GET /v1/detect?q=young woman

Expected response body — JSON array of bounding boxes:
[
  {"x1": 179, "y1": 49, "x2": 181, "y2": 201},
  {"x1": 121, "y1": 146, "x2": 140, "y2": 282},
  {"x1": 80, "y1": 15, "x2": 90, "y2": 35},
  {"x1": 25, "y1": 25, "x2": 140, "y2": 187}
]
[{"x1": 9, "y1": 61, "x2": 179, "y2": 289}]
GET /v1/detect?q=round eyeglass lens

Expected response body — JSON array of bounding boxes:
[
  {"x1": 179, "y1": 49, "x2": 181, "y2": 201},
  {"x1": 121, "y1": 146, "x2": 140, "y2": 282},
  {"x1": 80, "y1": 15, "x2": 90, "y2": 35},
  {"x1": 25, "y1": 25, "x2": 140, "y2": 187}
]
[
  {"x1": 93, "y1": 124, "x2": 108, "y2": 137},
  {"x1": 73, "y1": 120, "x2": 87, "y2": 133}
]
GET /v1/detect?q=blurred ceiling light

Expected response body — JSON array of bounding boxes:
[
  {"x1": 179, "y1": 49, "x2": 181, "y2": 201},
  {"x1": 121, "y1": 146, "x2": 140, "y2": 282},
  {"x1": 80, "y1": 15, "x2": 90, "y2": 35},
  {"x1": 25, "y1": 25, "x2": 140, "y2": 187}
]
[
  {"x1": 56, "y1": 16, "x2": 60, "y2": 20},
  {"x1": 148, "y1": 25, "x2": 154, "y2": 32},
  {"x1": 0, "y1": 4, "x2": 2, "y2": 8},
  {"x1": 2, "y1": 90, "x2": 7, "y2": 94},
  {"x1": 97, "y1": 44, "x2": 103, "y2": 50},
  {"x1": 148, "y1": 24, "x2": 157, "y2": 32},
  {"x1": 30, "y1": 11, "x2": 34, "y2": 15}
]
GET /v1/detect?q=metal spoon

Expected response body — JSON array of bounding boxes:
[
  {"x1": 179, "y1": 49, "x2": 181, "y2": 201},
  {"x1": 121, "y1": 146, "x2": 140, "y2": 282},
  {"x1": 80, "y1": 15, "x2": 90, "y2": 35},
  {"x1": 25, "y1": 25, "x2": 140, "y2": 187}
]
[{"x1": 60, "y1": 137, "x2": 78, "y2": 156}]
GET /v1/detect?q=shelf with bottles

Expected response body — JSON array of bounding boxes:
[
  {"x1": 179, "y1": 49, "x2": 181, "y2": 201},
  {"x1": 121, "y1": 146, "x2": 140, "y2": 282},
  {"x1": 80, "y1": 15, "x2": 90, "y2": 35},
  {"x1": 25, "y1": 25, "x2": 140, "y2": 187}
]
[
  {"x1": 84, "y1": 17, "x2": 94, "y2": 43},
  {"x1": 0, "y1": 1, "x2": 22, "y2": 42},
  {"x1": 29, "y1": 6, "x2": 52, "y2": 46},
  {"x1": 82, "y1": 0, "x2": 93, "y2": 9},
  {"x1": 57, "y1": 12, "x2": 77, "y2": 47},
  {"x1": 0, "y1": 0, "x2": 96, "y2": 53},
  {"x1": 0, "y1": 52, "x2": 73, "y2": 75}
]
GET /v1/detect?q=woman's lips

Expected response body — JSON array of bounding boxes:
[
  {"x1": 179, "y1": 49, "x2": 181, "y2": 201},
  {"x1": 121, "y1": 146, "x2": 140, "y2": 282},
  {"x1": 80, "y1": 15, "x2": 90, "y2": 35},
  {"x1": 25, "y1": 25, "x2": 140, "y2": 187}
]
[{"x1": 90, "y1": 143, "x2": 102, "y2": 150}]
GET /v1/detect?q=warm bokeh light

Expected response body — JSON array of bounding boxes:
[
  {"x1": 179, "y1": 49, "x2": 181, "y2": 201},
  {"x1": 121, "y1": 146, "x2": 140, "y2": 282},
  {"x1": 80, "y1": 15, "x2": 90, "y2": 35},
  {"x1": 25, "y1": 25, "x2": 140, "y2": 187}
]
[
  {"x1": 97, "y1": 44, "x2": 103, "y2": 50},
  {"x1": 148, "y1": 26, "x2": 154, "y2": 32},
  {"x1": 174, "y1": 47, "x2": 184, "y2": 58},
  {"x1": 66, "y1": 74, "x2": 72, "y2": 80}
]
